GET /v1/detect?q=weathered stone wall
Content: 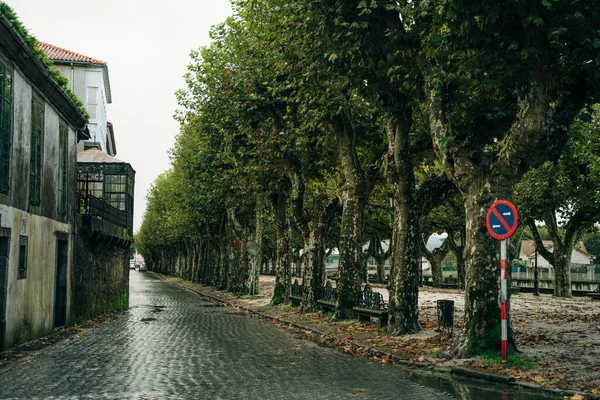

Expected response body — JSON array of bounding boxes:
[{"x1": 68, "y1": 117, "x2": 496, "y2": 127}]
[
  {"x1": 0, "y1": 61, "x2": 81, "y2": 350},
  {"x1": 73, "y1": 218, "x2": 130, "y2": 323}
]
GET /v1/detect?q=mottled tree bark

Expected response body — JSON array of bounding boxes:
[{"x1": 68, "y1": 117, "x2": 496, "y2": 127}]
[
  {"x1": 369, "y1": 238, "x2": 391, "y2": 284},
  {"x1": 271, "y1": 184, "x2": 292, "y2": 305},
  {"x1": 421, "y1": 238, "x2": 450, "y2": 287},
  {"x1": 232, "y1": 236, "x2": 250, "y2": 295},
  {"x1": 334, "y1": 114, "x2": 369, "y2": 319},
  {"x1": 446, "y1": 228, "x2": 466, "y2": 289},
  {"x1": 528, "y1": 212, "x2": 590, "y2": 299},
  {"x1": 249, "y1": 196, "x2": 264, "y2": 296},
  {"x1": 385, "y1": 115, "x2": 421, "y2": 335},
  {"x1": 300, "y1": 196, "x2": 337, "y2": 312},
  {"x1": 301, "y1": 215, "x2": 325, "y2": 311},
  {"x1": 452, "y1": 185, "x2": 504, "y2": 355},
  {"x1": 218, "y1": 218, "x2": 230, "y2": 290}
]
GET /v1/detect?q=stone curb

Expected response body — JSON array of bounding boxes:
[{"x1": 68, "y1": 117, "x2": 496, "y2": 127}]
[
  {"x1": 451, "y1": 366, "x2": 515, "y2": 384},
  {"x1": 156, "y1": 274, "x2": 598, "y2": 400}
]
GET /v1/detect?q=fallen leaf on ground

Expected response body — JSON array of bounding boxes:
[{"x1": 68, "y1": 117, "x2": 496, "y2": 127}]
[
  {"x1": 532, "y1": 376, "x2": 545, "y2": 384},
  {"x1": 344, "y1": 392, "x2": 366, "y2": 398}
]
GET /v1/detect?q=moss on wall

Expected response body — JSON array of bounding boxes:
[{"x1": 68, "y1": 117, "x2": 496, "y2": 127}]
[{"x1": 73, "y1": 222, "x2": 130, "y2": 322}]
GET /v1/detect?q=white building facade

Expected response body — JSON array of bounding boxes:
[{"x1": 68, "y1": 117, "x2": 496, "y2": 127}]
[{"x1": 38, "y1": 42, "x2": 115, "y2": 156}]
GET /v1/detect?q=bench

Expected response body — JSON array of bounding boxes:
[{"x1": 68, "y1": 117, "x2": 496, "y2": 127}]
[
  {"x1": 317, "y1": 280, "x2": 337, "y2": 313},
  {"x1": 439, "y1": 276, "x2": 458, "y2": 289},
  {"x1": 353, "y1": 284, "x2": 389, "y2": 327},
  {"x1": 587, "y1": 285, "x2": 600, "y2": 301},
  {"x1": 290, "y1": 279, "x2": 303, "y2": 306}
]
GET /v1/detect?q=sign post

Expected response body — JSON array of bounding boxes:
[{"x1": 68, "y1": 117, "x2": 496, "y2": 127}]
[{"x1": 486, "y1": 200, "x2": 519, "y2": 363}]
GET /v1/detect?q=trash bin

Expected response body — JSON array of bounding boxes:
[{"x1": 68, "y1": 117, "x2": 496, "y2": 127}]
[{"x1": 437, "y1": 299, "x2": 454, "y2": 337}]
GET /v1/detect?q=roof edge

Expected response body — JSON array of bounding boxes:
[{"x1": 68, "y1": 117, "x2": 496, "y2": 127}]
[{"x1": 0, "y1": 13, "x2": 87, "y2": 130}]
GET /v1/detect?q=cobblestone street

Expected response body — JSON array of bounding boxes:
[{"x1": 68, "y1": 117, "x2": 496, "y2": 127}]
[{"x1": 0, "y1": 272, "x2": 557, "y2": 399}]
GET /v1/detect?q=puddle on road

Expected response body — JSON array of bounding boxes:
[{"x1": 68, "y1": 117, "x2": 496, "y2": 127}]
[
  {"x1": 195, "y1": 303, "x2": 224, "y2": 308},
  {"x1": 409, "y1": 370, "x2": 561, "y2": 400}
]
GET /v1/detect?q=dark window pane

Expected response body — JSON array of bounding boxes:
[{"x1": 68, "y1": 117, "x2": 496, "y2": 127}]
[
  {"x1": 58, "y1": 124, "x2": 68, "y2": 214},
  {"x1": 29, "y1": 97, "x2": 44, "y2": 205},
  {"x1": 0, "y1": 64, "x2": 11, "y2": 194},
  {"x1": 18, "y1": 236, "x2": 27, "y2": 279}
]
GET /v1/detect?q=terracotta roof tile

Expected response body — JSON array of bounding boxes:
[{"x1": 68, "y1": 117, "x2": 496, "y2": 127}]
[
  {"x1": 520, "y1": 240, "x2": 553, "y2": 258},
  {"x1": 38, "y1": 42, "x2": 106, "y2": 65}
]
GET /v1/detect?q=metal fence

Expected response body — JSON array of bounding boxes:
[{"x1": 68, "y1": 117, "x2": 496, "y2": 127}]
[
  {"x1": 512, "y1": 269, "x2": 599, "y2": 282},
  {"x1": 79, "y1": 193, "x2": 132, "y2": 231}
]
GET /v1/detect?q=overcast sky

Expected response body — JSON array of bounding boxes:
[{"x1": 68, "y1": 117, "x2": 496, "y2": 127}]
[{"x1": 5, "y1": 0, "x2": 234, "y2": 233}]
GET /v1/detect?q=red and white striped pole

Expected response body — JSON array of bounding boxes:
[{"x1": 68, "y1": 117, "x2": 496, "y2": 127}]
[
  {"x1": 500, "y1": 239, "x2": 508, "y2": 362},
  {"x1": 486, "y1": 200, "x2": 518, "y2": 363}
]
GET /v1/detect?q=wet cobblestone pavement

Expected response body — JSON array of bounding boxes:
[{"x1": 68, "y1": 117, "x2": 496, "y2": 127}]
[{"x1": 0, "y1": 272, "x2": 558, "y2": 399}]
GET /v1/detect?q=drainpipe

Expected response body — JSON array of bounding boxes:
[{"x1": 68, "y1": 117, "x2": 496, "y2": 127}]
[{"x1": 70, "y1": 62, "x2": 74, "y2": 91}]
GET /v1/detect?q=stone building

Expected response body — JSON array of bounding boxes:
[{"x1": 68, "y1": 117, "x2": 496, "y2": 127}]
[
  {"x1": 39, "y1": 43, "x2": 135, "y2": 323},
  {"x1": 0, "y1": 9, "x2": 88, "y2": 350}
]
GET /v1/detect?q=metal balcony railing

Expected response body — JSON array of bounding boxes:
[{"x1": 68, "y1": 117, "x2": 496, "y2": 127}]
[{"x1": 78, "y1": 193, "x2": 132, "y2": 231}]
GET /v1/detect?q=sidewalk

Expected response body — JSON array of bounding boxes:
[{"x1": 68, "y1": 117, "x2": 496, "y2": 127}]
[{"x1": 156, "y1": 273, "x2": 600, "y2": 400}]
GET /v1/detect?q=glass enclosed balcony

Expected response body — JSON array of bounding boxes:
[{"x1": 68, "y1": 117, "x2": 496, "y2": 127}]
[{"x1": 77, "y1": 148, "x2": 135, "y2": 233}]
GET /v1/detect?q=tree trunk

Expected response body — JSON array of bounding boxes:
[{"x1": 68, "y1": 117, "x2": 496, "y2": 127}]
[
  {"x1": 529, "y1": 218, "x2": 574, "y2": 298},
  {"x1": 424, "y1": 237, "x2": 452, "y2": 287},
  {"x1": 271, "y1": 185, "x2": 292, "y2": 305},
  {"x1": 421, "y1": 238, "x2": 444, "y2": 287},
  {"x1": 450, "y1": 230, "x2": 467, "y2": 290},
  {"x1": 449, "y1": 185, "x2": 508, "y2": 356},
  {"x1": 300, "y1": 196, "x2": 335, "y2": 312},
  {"x1": 234, "y1": 236, "x2": 250, "y2": 295},
  {"x1": 249, "y1": 196, "x2": 264, "y2": 295},
  {"x1": 301, "y1": 223, "x2": 323, "y2": 312},
  {"x1": 218, "y1": 220, "x2": 229, "y2": 290},
  {"x1": 334, "y1": 114, "x2": 367, "y2": 319},
  {"x1": 385, "y1": 115, "x2": 421, "y2": 335},
  {"x1": 553, "y1": 253, "x2": 572, "y2": 298},
  {"x1": 376, "y1": 259, "x2": 385, "y2": 283},
  {"x1": 388, "y1": 193, "x2": 421, "y2": 334}
]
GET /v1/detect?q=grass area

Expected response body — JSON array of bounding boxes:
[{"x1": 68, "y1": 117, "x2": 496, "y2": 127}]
[{"x1": 480, "y1": 351, "x2": 536, "y2": 368}]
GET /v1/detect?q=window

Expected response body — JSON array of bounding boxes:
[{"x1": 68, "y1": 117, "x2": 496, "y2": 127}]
[
  {"x1": 104, "y1": 174, "x2": 126, "y2": 210},
  {"x1": 18, "y1": 235, "x2": 27, "y2": 279},
  {"x1": 0, "y1": 63, "x2": 12, "y2": 193},
  {"x1": 29, "y1": 96, "x2": 44, "y2": 206},
  {"x1": 78, "y1": 180, "x2": 102, "y2": 199},
  {"x1": 87, "y1": 87, "x2": 97, "y2": 119},
  {"x1": 57, "y1": 123, "x2": 68, "y2": 214}
]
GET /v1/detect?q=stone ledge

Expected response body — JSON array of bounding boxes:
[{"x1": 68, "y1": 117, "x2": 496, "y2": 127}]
[{"x1": 77, "y1": 214, "x2": 132, "y2": 246}]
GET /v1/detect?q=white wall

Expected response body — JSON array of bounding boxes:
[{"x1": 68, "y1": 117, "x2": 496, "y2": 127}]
[
  {"x1": 84, "y1": 69, "x2": 108, "y2": 153},
  {"x1": 528, "y1": 248, "x2": 591, "y2": 269},
  {"x1": 2, "y1": 204, "x2": 72, "y2": 348}
]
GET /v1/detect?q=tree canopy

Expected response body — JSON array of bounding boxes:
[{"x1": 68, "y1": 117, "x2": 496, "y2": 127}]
[{"x1": 137, "y1": 0, "x2": 600, "y2": 356}]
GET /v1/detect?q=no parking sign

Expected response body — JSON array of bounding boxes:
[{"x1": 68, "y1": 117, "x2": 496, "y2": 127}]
[
  {"x1": 486, "y1": 200, "x2": 518, "y2": 363},
  {"x1": 486, "y1": 200, "x2": 518, "y2": 240}
]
